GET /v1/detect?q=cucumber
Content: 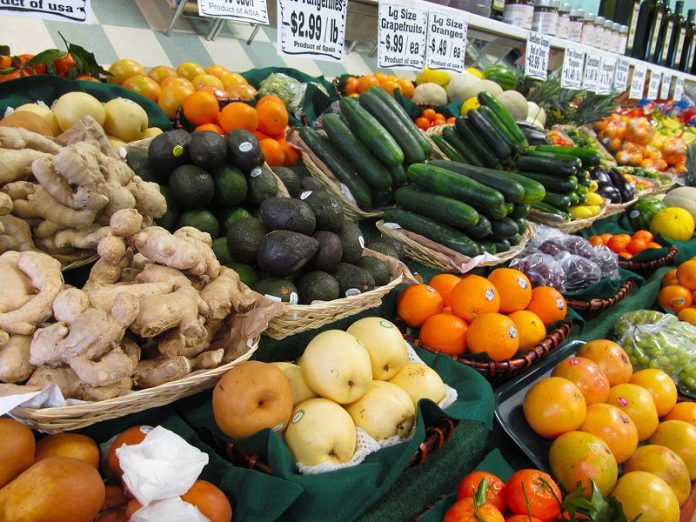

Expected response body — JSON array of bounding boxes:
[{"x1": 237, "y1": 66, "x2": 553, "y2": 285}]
[
  {"x1": 442, "y1": 127, "x2": 484, "y2": 166},
  {"x1": 395, "y1": 185, "x2": 480, "y2": 229},
  {"x1": 515, "y1": 218, "x2": 528, "y2": 233},
  {"x1": 360, "y1": 89, "x2": 425, "y2": 165},
  {"x1": 504, "y1": 202, "x2": 514, "y2": 216},
  {"x1": 430, "y1": 134, "x2": 467, "y2": 163},
  {"x1": 491, "y1": 217, "x2": 519, "y2": 239},
  {"x1": 468, "y1": 109, "x2": 513, "y2": 161},
  {"x1": 516, "y1": 154, "x2": 578, "y2": 177},
  {"x1": 510, "y1": 204, "x2": 531, "y2": 220},
  {"x1": 523, "y1": 150, "x2": 582, "y2": 170},
  {"x1": 517, "y1": 171, "x2": 578, "y2": 193},
  {"x1": 508, "y1": 233, "x2": 523, "y2": 246},
  {"x1": 478, "y1": 91, "x2": 528, "y2": 149},
  {"x1": 339, "y1": 97, "x2": 404, "y2": 166},
  {"x1": 460, "y1": 215, "x2": 493, "y2": 239},
  {"x1": 543, "y1": 191, "x2": 572, "y2": 209},
  {"x1": 322, "y1": 114, "x2": 392, "y2": 190},
  {"x1": 533, "y1": 202, "x2": 571, "y2": 219},
  {"x1": 430, "y1": 160, "x2": 526, "y2": 203},
  {"x1": 383, "y1": 208, "x2": 480, "y2": 257},
  {"x1": 568, "y1": 192, "x2": 580, "y2": 205},
  {"x1": 370, "y1": 86, "x2": 432, "y2": 157},
  {"x1": 502, "y1": 171, "x2": 547, "y2": 204},
  {"x1": 494, "y1": 239, "x2": 511, "y2": 253},
  {"x1": 478, "y1": 105, "x2": 518, "y2": 153},
  {"x1": 533, "y1": 144, "x2": 601, "y2": 166},
  {"x1": 387, "y1": 162, "x2": 408, "y2": 187},
  {"x1": 455, "y1": 117, "x2": 500, "y2": 168},
  {"x1": 478, "y1": 241, "x2": 497, "y2": 254},
  {"x1": 298, "y1": 126, "x2": 372, "y2": 209}
]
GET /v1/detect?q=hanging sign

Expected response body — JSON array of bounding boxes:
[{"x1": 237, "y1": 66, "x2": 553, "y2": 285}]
[
  {"x1": 425, "y1": 7, "x2": 468, "y2": 72},
  {"x1": 197, "y1": 0, "x2": 268, "y2": 24},
  {"x1": 377, "y1": 0, "x2": 428, "y2": 70},
  {"x1": 646, "y1": 69, "x2": 661, "y2": 100},
  {"x1": 614, "y1": 57, "x2": 630, "y2": 92},
  {"x1": 525, "y1": 32, "x2": 550, "y2": 80},
  {"x1": 674, "y1": 76, "x2": 685, "y2": 101},
  {"x1": 629, "y1": 65, "x2": 647, "y2": 99},
  {"x1": 277, "y1": 0, "x2": 347, "y2": 62},
  {"x1": 597, "y1": 55, "x2": 616, "y2": 95},
  {"x1": 560, "y1": 48, "x2": 584, "y2": 90},
  {"x1": 0, "y1": 0, "x2": 89, "y2": 23},
  {"x1": 660, "y1": 73, "x2": 672, "y2": 100},
  {"x1": 582, "y1": 53, "x2": 601, "y2": 93}
]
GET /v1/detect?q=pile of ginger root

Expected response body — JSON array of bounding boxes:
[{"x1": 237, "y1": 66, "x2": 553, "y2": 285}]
[
  {"x1": 0, "y1": 118, "x2": 166, "y2": 263},
  {"x1": 0, "y1": 208, "x2": 262, "y2": 401}
]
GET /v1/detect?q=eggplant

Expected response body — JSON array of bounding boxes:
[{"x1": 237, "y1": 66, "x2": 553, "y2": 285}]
[
  {"x1": 516, "y1": 121, "x2": 548, "y2": 146},
  {"x1": 608, "y1": 168, "x2": 636, "y2": 202},
  {"x1": 591, "y1": 167, "x2": 613, "y2": 187},
  {"x1": 596, "y1": 184, "x2": 622, "y2": 203}
]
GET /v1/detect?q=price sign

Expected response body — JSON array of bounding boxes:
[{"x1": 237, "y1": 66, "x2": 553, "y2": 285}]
[
  {"x1": 525, "y1": 32, "x2": 550, "y2": 80},
  {"x1": 425, "y1": 8, "x2": 468, "y2": 72},
  {"x1": 197, "y1": 0, "x2": 268, "y2": 24},
  {"x1": 377, "y1": 0, "x2": 428, "y2": 70},
  {"x1": 0, "y1": 0, "x2": 89, "y2": 23},
  {"x1": 660, "y1": 74, "x2": 672, "y2": 99},
  {"x1": 629, "y1": 65, "x2": 647, "y2": 99},
  {"x1": 582, "y1": 54, "x2": 601, "y2": 93},
  {"x1": 560, "y1": 48, "x2": 584, "y2": 90},
  {"x1": 674, "y1": 76, "x2": 685, "y2": 101},
  {"x1": 597, "y1": 55, "x2": 616, "y2": 95},
  {"x1": 614, "y1": 58, "x2": 630, "y2": 92},
  {"x1": 647, "y1": 70, "x2": 661, "y2": 100},
  {"x1": 277, "y1": 0, "x2": 347, "y2": 62}
]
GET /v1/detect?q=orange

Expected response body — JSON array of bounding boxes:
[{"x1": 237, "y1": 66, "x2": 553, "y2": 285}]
[
  {"x1": 503, "y1": 469, "x2": 562, "y2": 522},
  {"x1": 658, "y1": 284, "x2": 693, "y2": 312},
  {"x1": 422, "y1": 108, "x2": 437, "y2": 121},
  {"x1": 600, "y1": 233, "x2": 613, "y2": 243},
  {"x1": 257, "y1": 101, "x2": 289, "y2": 136},
  {"x1": 552, "y1": 356, "x2": 611, "y2": 405},
  {"x1": 107, "y1": 425, "x2": 153, "y2": 478},
  {"x1": 396, "y1": 78, "x2": 415, "y2": 98},
  {"x1": 467, "y1": 313, "x2": 519, "y2": 362},
  {"x1": 183, "y1": 91, "x2": 220, "y2": 126},
  {"x1": 428, "y1": 274, "x2": 462, "y2": 306},
  {"x1": 607, "y1": 383, "x2": 659, "y2": 441},
  {"x1": 664, "y1": 402, "x2": 696, "y2": 426},
  {"x1": 218, "y1": 102, "x2": 258, "y2": 133},
  {"x1": 630, "y1": 368, "x2": 678, "y2": 417},
  {"x1": 221, "y1": 72, "x2": 248, "y2": 90},
  {"x1": 357, "y1": 76, "x2": 379, "y2": 93},
  {"x1": 450, "y1": 275, "x2": 500, "y2": 322},
  {"x1": 632, "y1": 230, "x2": 654, "y2": 242},
  {"x1": 380, "y1": 77, "x2": 398, "y2": 96},
  {"x1": 508, "y1": 310, "x2": 546, "y2": 351},
  {"x1": 278, "y1": 139, "x2": 301, "y2": 166},
  {"x1": 525, "y1": 286, "x2": 567, "y2": 326},
  {"x1": 259, "y1": 139, "x2": 285, "y2": 167},
  {"x1": 677, "y1": 259, "x2": 696, "y2": 289},
  {"x1": 176, "y1": 61, "x2": 205, "y2": 81},
  {"x1": 148, "y1": 65, "x2": 177, "y2": 84},
  {"x1": 107, "y1": 58, "x2": 145, "y2": 85},
  {"x1": 506, "y1": 517, "x2": 542, "y2": 522},
  {"x1": 397, "y1": 284, "x2": 444, "y2": 327},
  {"x1": 611, "y1": 472, "x2": 680, "y2": 521},
  {"x1": 523, "y1": 377, "x2": 586, "y2": 439},
  {"x1": 195, "y1": 123, "x2": 224, "y2": 134},
  {"x1": 256, "y1": 94, "x2": 285, "y2": 108},
  {"x1": 432, "y1": 117, "x2": 446, "y2": 126},
  {"x1": 443, "y1": 498, "x2": 504, "y2": 522},
  {"x1": 344, "y1": 77, "x2": 359, "y2": 95},
  {"x1": 204, "y1": 64, "x2": 230, "y2": 79},
  {"x1": 619, "y1": 252, "x2": 633, "y2": 260},
  {"x1": 607, "y1": 234, "x2": 631, "y2": 253},
  {"x1": 576, "y1": 339, "x2": 633, "y2": 386},
  {"x1": 649, "y1": 420, "x2": 696, "y2": 479},
  {"x1": 589, "y1": 235, "x2": 605, "y2": 246},
  {"x1": 161, "y1": 76, "x2": 194, "y2": 91},
  {"x1": 419, "y1": 313, "x2": 468, "y2": 355},
  {"x1": 456, "y1": 471, "x2": 506, "y2": 512},
  {"x1": 253, "y1": 130, "x2": 272, "y2": 141},
  {"x1": 623, "y1": 445, "x2": 692, "y2": 505},
  {"x1": 625, "y1": 239, "x2": 647, "y2": 255},
  {"x1": 158, "y1": 82, "x2": 196, "y2": 119},
  {"x1": 487, "y1": 268, "x2": 532, "y2": 313},
  {"x1": 681, "y1": 307, "x2": 696, "y2": 325},
  {"x1": 580, "y1": 403, "x2": 638, "y2": 463},
  {"x1": 192, "y1": 73, "x2": 224, "y2": 90},
  {"x1": 415, "y1": 117, "x2": 430, "y2": 130},
  {"x1": 181, "y1": 480, "x2": 233, "y2": 522},
  {"x1": 662, "y1": 268, "x2": 678, "y2": 286},
  {"x1": 226, "y1": 82, "x2": 257, "y2": 100},
  {"x1": 646, "y1": 241, "x2": 662, "y2": 249},
  {"x1": 122, "y1": 75, "x2": 161, "y2": 101}
]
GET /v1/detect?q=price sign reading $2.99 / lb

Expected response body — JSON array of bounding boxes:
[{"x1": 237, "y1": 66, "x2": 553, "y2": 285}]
[
  {"x1": 378, "y1": 0, "x2": 428, "y2": 70},
  {"x1": 560, "y1": 48, "x2": 584, "y2": 89},
  {"x1": 277, "y1": 0, "x2": 347, "y2": 62},
  {"x1": 525, "y1": 32, "x2": 550, "y2": 80},
  {"x1": 425, "y1": 7, "x2": 468, "y2": 73}
]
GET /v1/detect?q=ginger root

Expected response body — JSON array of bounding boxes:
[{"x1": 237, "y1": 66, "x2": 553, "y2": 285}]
[
  {"x1": 201, "y1": 267, "x2": 259, "y2": 321},
  {"x1": 127, "y1": 176, "x2": 166, "y2": 219},
  {"x1": 134, "y1": 356, "x2": 192, "y2": 388},
  {"x1": 68, "y1": 338, "x2": 140, "y2": 387},
  {"x1": 0, "y1": 148, "x2": 50, "y2": 184},
  {"x1": 76, "y1": 377, "x2": 133, "y2": 401},
  {"x1": 0, "y1": 126, "x2": 61, "y2": 154},
  {"x1": 0, "y1": 192, "x2": 11, "y2": 216},
  {"x1": 0, "y1": 214, "x2": 35, "y2": 252},
  {"x1": 130, "y1": 285, "x2": 207, "y2": 340},
  {"x1": 0, "y1": 335, "x2": 34, "y2": 383},
  {"x1": 26, "y1": 367, "x2": 81, "y2": 399},
  {"x1": 192, "y1": 349, "x2": 224, "y2": 370}
]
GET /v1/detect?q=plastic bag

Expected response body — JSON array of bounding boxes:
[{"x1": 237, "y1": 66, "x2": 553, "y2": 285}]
[
  {"x1": 313, "y1": 100, "x2": 341, "y2": 130},
  {"x1": 510, "y1": 253, "x2": 566, "y2": 291},
  {"x1": 556, "y1": 252, "x2": 602, "y2": 292},
  {"x1": 590, "y1": 245, "x2": 621, "y2": 281},
  {"x1": 259, "y1": 73, "x2": 306, "y2": 112}
]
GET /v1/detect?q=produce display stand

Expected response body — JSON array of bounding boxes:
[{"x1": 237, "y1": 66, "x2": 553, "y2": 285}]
[{"x1": 528, "y1": 202, "x2": 608, "y2": 233}]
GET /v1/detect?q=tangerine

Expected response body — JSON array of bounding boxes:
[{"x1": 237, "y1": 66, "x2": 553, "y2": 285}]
[
  {"x1": 580, "y1": 403, "x2": 639, "y2": 463},
  {"x1": 183, "y1": 91, "x2": 220, "y2": 126},
  {"x1": 525, "y1": 286, "x2": 567, "y2": 326},
  {"x1": 256, "y1": 94, "x2": 285, "y2": 108},
  {"x1": 450, "y1": 275, "x2": 500, "y2": 322},
  {"x1": 122, "y1": 75, "x2": 161, "y2": 101},
  {"x1": 181, "y1": 480, "x2": 233, "y2": 522},
  {"x1": 625, "y1": 239, "x2": 648, "y2": 255},
  {"x1": 444, "y1": 498, "x2": 504, "y2": 522},
  {"x1": 107, "y1": 58, "x2": 145, "y2": 85},
  {"x1": 630, "y1": 368, "x2": 678, "y2": 417},
  {"x1": 632, "y1": 230, "x2": 654, "y2": 242},
  {"x1": 677, "y1": 259, "x2": 696, "y2": 289},
  {"x1": 658, "y1": 284, "x2": 693, "y2": 312},
  {"x1": 344, "y1": 77, "x2": 359, "y2": 95},
  {"x1": 204, "y1": 64, "x2": 230, "y2": 79},
  {"x1": 195, "y1": 123, "x2": 225, "y2": 134},
  {"x1": 508, "y1": 310, "x2": 546, "y2": 351},
  {"x1": 148, "y1": 65, "x2": 177, "y2": 84},
  {"x1": 358, "y1": 76, "x2": 380, "y2": 93},
  {"x1": 607, "y1": 234, "x2": 631, "y2": 253},
  {"x1": 646, "y1": 241, "x2": 662, "y2": 249},
  {"x1": 419, "y1": 313, "x2": 468, "y2": 356},
  {"x1": 278, "y1": 139, "x2": 301, "y2": 166},
  {"x1": 176, "y1": 61, "x2": 205, "y2": 81},
  {"x1": 551, "y1": 356, "x2": 611, "y2": 405},
  {"x1": 588, "y1": 235, "x2": 605, "y2": 246},
  {"x1": 257, "y1": 100, "x2": 288, "y2": 136},
  {"x1": 397, "y1": 284, "x2": 444, "y2": 327},
  {"x1": 422, "y1": 108, "x2": 437, "y2": 121},
  {"x1": 576, "y1": 339, "x2": 633, "y2": 386},
  {"x1": 428, "y1": 273, "x2": 462, "y2": 306},
  {"x1": 259, "y1": 139, "x2": 286, "y2": 167},
  {"x1": 523, "y1": 377, "x2": 586, "y2": 439},
  {"x1": 456, "y1": 471, "x2": 506, "y2": 512},
  {"x1": 607, "y1": 383, "x2": 659, "y2": 441},
  {"x1": 415, "y1": 117, "x2": 430, "y2": 130},
  {"x1": 488, "y1": 268, "x2": 532, "y2": 313},
  {"x1": 107, "y1": 425, "x2": 153, "y2": 478},
  {"x1": 623, "y1": 445, "x2": 692, "y2": 505},
  {"x1": 467, "y1": 313, "x2": 519, "y2": 362},
  {"x1": 611, "y1": 472, "x2": 680, "y2": 522},
  {"x1": 503, "y1": 469, "x2": 562, "y2": 522},
  {"x1": 648, "y1": 420, "x2": 696, "y2": 480},
  {"x1": 664, "y1": 401, "x2": 696, "y2": 426},
  {"x1": 662, "y1": 268, "x2": 678, "y2": 286},
  {"x1": 218, "y1": 102, "x2": 258, "y2": 133}
]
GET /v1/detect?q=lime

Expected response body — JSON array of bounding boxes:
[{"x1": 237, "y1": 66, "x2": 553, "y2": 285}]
[
  {"x1": 177, "y1": 209, "x2": 220, "y2": 238},
  {"x1": 212, "y1": 237, "x2": 233, "y2": 265},
  {"x1": 214, "y1": 165, "x2": 248, "y2": 207},
  {"x1": 218, "y1": 207, "x2": 252, "y2": 233}
]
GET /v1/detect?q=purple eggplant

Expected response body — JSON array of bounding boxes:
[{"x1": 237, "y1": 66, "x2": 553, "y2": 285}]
[
  {"x1": 608, "y1": 168, "x2": 636, "y2": 202},
  {"x1": 596, "y1": 184, "x2": 622, "y2": 203}
]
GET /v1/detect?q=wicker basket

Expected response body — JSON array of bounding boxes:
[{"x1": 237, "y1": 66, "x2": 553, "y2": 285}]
[
  {"x1": 529, "y1": 201, "x2": 608, "y2": 233},
  {"x1": 565, "y1": 279, "x2": 637, "y2": 318},
  {"x1": 618, "y1": 245, "x2": 678, "y2": 276},
  {"x1": 376, "y1": 220, "x2": 534, "y2": 274},
  {"x1": 603, "y1": 197, "x2": 638, "y2": 219},
  {"x1": 424, "y1": 124, "x2": 453, "y2": 160},
  {"x1": 11, "y1": 338, "x2": 260, "y2": 433}
]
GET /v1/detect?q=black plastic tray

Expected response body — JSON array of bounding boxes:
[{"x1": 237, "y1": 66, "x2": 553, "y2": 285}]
[{"x1": 494, "y1": 340, "x2": 585, "y2": 472}]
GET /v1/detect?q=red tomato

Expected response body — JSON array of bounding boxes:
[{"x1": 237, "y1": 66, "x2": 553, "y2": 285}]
[{"x1": 456, "y1": 471, "x2": 506, "y2": 513}]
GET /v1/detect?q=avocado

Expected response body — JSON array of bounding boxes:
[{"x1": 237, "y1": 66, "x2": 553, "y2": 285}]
[
  {"x1": 253, "y1": 277, "x2": 299, "y2": 303},
  {"x1": 226, "y1": 217, "x2": 267, "y2": 264},
  {"x1": 227, "y1": 262, "x2": 258, "y2": 288},
  {"x1": 212, "y1": 237, "x2": 233, "y2": 265},
  {"x1": 213, "y1": 165, "x2": 247, "y2": 207},
  {"x1": 247, "y1": 165, "x2": 278, "y2": 205},
  {"x1": 168, "y1": 164, "x2": 215, "y2": 210},
  {"x1": 296, "y1": 271, "x2": 340, "y2": 304},
  {"x1": 271, "y1": 166, "x2": 302, "y2": 197},
  {"x1": 332, "y1": 263, "x2": 375, "y2": 296},
  {"x1": 225, "y1": 129, "x2": 263, "y2": 173},
  {"x1": 260, "y1": 197, "x2": 316, "y2": 235},
  {"x1": 177, "y1": 209, "x2": 220, "y2": 238},
  {"x1": 218, "y1": 207, "x2": 252, "y2": 233},
  {"x1": 309, "y1": 230, "x2": 343, "y2": 272},
  {"x1": 155, "y1": 185, "x2": 179, "y2": 231},
  {"x1": 356, "y1": 256, "x2": 391, "y2": 286},
  {"x1": 302, "y1": 190, "x2": 344, "y2": 232},
  {"x1": 366, "y1": 237, "x2": 404, "y2": 260},
  {"x1": 337, "y1": 220, "x2": 364, "y2": 263},
  {"x1": 256, "y1": 230, "x2": 319, "y2": 277},
  {"x1": 126, "y1": 147, "x2": 162, "y2": 183},
  {"x1": 189, "y1": 131, "x2": 227, "y2": 171},
  {"x1": 148, "y1": 129, "x2": 191, "y2": 175},
  {"x1": 301, "y1": 177, "x2": 323, "y2": 191}
]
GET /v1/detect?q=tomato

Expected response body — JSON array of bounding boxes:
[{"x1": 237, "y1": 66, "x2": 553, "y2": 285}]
[
  {"x1": 456, "y1": 472, "x2": 506, "y2": 513},
  {"x1": 502, "y1": 470, "x2": 562, "y2": 522},
  {"x1": 444, "y1": 498, "x2": 504, "y2": 522},
  {"x1": 53, "y1": 53, "x2": 75, "y2": 77}
]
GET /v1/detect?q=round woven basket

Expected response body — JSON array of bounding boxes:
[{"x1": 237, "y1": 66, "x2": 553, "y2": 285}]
[
  {"x1": 11, "y1": 338, "x2": 259, "y2": 433},
  {"x1": 603, "y1": 197, "x2": 638, "y2": 219},
  {"x1": 529, "y1": 201, "x2": 608, "y2": 234},
  {"x1": 424, "y1": 124, "x2": 453, "y2": 160},
  {"x1": 618, "y1": 245, "x2": 678, "y2": 276},
  {"x1": 565, "y1": 279, "x2": 637, "y2": 318}
]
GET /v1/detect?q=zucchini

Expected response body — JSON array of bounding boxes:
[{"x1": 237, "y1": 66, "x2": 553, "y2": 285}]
[
  {"x1": 460, "y1": 215, "x2": 493, "y2": 239},
  {"x1": 516, "y1": 154, "x2": 578, "y2": 177},
  {"x1": 383, "y1": 208, "x2": 480, "y2": 257},
  {"x1": 543, "y1": 191, "x2": 572, "y2": 209},
  {"x1": 360, "y1": 89, "x2": 425, "y2": 165},
  {"x1": 517, "y1": 171, "x2": 578, "y2": 193},
  {"x1": 502, "y1": 171, "x2": 547, "y2": 204},
  {"x1": 478, "y1": 105, "x2": 518, "y2": 153},
  {"x1": 478, "y1": 91, "x2": 528, "y2": 148},
  {"x1": 576, "y1": 170, "x2": 590, "y2": 184},
  {"x1": 524, "y1": 149, "x2": 582, "y2": 169},
  {"x1": 508, "y1": 233, "x2": 523, "y2": 246},
  {"x1": 478, "y1": 241, "x2": 497, "y2": 254},
  {"x1": 533, "y1": 202, "x2": 571, "y2": 219},
  {"x1": 455, "y1": 117, "x2": 500, "y2": 168},
  {"x1": 504, "y1": 202, "x2": 515, "y2": 216},
  {"x1": 431, "y1": 135, "x2": 467, "y2": 163},
  {"x1": 491, "y1": 217, "x2": 519, "y2": 239},
  {"x1": 339, "y1": 97, "x2": 404, "y2": 166},
  {"x1": 370, "y1": 86, "x2": 432, "y2": 157},
  {"x1": 510, "y1": 204, "x2": 531, "y2": 220},
  {"x1": 298, "y1": 126, "x2": 373, "y2": 209},
  {"x1": 387, "y1": 162, "x2": 408, "y2": 187},
  {"x1": 430, "y1": 160, "x2": 525, "y2": 203},
  {"x1": 322, "y1": 114, "x2": 391, "y2": 190},
  {"x1": 395, "y1": 186, "x2": 480, "y2": 229},
  {"x1": 494, "y1": 239, "x2": 511, "y2": 253},
  {"x1": 515, "y1": 218, "x2": 528, "y2": 233},
  {"x1": 442, "y1": 127, "x2": 484, "y2": 166},
  {"x1": 468, "y1": 109, "x2": 513, "y2": 161},
  {"x1": 533, "y1": 144, "x2": 601, "y2": 166}
]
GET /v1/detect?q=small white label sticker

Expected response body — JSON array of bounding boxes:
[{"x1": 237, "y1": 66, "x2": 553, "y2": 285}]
[
  {"x1": 300, "y1": 190, "x2": 312, "y2": 200},
  {"x1": 271, "y1": 422, "x2": 285, "y2": 432},
  {"x1": 345, "y1": 288, "x2": 361, "y2": 297},
  {"x1": 509, "y1": 325, "x2": 518, "y2": 339},
  {"x1": 250, "y1": 167, "x2": 262, "y2": 178},
  {"x1": 358, "y1": 235, "x2": 365, "y2": 248},
  {"x1": 485, "y1": 288, "x2": 495, "y2": 302},
  {"x1": 292, "y1": 410, "x2": 304, "y2": 423},
  {"x1": 289, "y1": 292, "x2": 299, "y2": 304},
  {"x1": 239, "y1": 142, "x2": 253, "y2": 152}
]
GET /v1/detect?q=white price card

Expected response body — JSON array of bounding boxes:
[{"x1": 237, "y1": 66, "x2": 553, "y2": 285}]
[
  {"x1": 582, "y1": 54, "x2": 601, "y2": 93},
  {"x1": 425, "y1": 8, "x2": 468, "y2": 72},
  {"x1": 377, "y1": 0, "x2": 428, "y2": 70},
  {"x1": 277, "y1": 0, "x2": 347, "y2": 62},
  {"x1": 660, "y1": 74, "x2": 672, "y2": 99},
  {"x1": 629, "y1": 65, "x2": 647, "y2": 99},
  {"x1": 597, "y1": 55, "x2": 617, "y2": 95},
  {"x1": 674, "y1": 76, "x2": 685, "y2": 101},
  {"x1": 560, "y1": 48, "x2": 584, "y2": 90},
  {"x1": 525, "y1": 32, "x2": 550, "y2": 80},
  {"x1": 197, "y1": 0, "x2": 268, "y2": 23},
  {"x1": 614, "y1": 58, "x2": 631, "y2": 92},
  {"x1": 0, "y1": 0, "x2": 89, "y2": 23},
  {"x1": 647, "y1": 70, "x2": 661, "y2": 100}
]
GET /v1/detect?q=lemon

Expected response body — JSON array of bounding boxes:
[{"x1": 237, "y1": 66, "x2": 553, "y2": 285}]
[
  {"x1": 586, "y1": 205, "x2": 601, "y2": 216},
  {"x1": 460, "y1": 97, "x2": 481, "y2": 116},
  {"x1": 569, "y1": 206, "x2": 593, "y2": 219},
  {"x1": 416, "y1": 68, "x2": 450, "y2": 86},
  {"x1": 585, "y1": 192, "x2": 603, "y2": 206}
]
